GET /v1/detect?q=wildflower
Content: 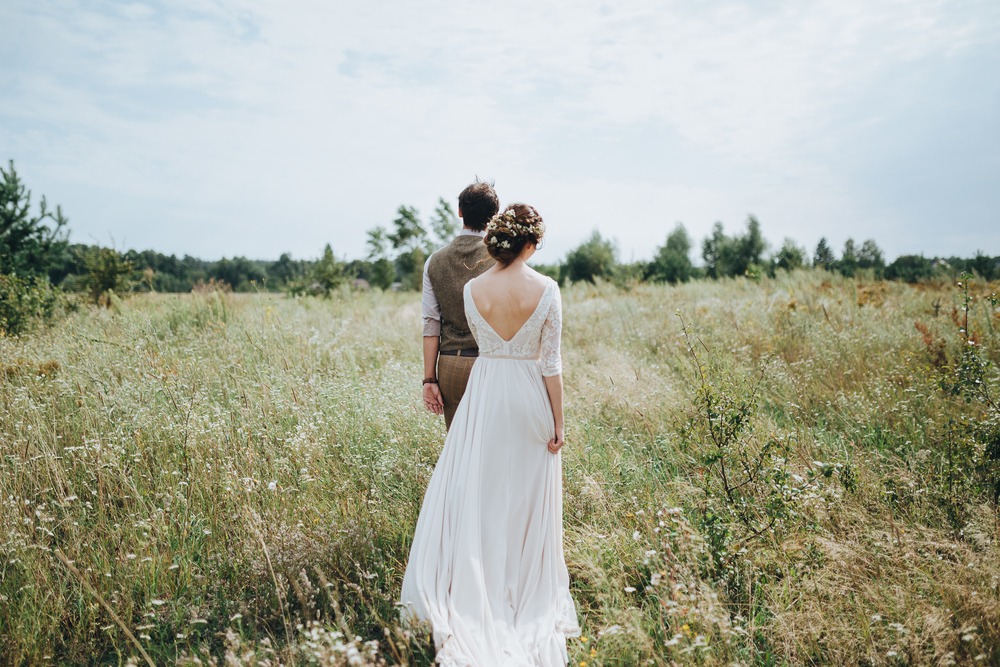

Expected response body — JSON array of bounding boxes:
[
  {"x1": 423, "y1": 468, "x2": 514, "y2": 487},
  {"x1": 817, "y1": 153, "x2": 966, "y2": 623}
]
[
  {"x1": 632, "y1": 530, "x2": 641, "y2": 541},
  {"x1": 268, "y1": 481, "x2": 277, "y2": 491}
]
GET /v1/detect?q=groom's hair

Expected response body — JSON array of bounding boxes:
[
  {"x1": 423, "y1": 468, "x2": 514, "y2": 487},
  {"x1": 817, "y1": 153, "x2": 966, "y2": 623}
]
[{"x1": 458, "y1": 181, "x2": 499, "y2": 231}]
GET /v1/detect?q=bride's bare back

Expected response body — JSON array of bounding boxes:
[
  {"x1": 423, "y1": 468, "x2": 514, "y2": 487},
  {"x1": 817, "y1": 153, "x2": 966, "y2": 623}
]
[{"x1": 469, "y1": 266, "x2": 549, "y2": 342}]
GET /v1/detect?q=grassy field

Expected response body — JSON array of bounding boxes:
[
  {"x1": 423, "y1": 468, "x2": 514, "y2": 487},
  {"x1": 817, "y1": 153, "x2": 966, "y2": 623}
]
[{"x1": 1, "y1": 272, "x2": 999, "y2": 666}]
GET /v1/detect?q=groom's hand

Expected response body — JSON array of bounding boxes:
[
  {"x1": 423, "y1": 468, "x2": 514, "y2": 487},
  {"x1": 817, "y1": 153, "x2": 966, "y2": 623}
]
[{"x1": 423, "y1": 382, "x2": 444, "y2": 415}]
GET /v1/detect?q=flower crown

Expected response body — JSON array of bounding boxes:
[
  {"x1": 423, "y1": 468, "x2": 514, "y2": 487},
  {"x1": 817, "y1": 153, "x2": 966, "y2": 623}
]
[{"x1": 485, "y1": 208, "x2": 545, "y2": 244}]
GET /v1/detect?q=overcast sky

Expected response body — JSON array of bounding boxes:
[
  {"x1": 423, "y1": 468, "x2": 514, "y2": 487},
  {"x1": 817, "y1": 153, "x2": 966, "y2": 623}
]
[{"x1": 2, "y1": 0, "x2": 998, "y2": 263}]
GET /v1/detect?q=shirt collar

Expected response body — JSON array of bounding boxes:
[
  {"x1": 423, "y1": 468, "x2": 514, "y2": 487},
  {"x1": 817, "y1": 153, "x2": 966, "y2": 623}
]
[{"x1": 459, "y1": 228, "x2": 487, "y2": 238}]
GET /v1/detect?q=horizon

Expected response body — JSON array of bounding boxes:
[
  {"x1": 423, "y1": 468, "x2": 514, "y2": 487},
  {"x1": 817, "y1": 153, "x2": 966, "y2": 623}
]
[{"x1": 48, "y1": 214, "x2": 998, "y2": 267}]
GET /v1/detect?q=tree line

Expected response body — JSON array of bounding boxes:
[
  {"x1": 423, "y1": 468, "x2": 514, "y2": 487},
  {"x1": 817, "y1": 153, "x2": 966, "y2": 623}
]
[
  {"x1": 565, "y1": 217, "x2": 998, "y2": 286},
  {"x1": 2, "y1": 158, "x2": 998, "y2": 328}
]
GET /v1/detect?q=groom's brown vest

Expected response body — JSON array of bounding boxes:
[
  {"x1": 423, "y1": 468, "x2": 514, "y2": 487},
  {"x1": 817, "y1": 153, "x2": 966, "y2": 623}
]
[{"x1": 427, "y1": 235, "x2": 493, "y2": 352}]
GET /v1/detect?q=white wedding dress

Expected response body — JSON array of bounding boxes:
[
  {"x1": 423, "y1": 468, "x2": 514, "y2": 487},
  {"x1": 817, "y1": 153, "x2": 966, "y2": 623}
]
[{"x1": 400, "y1": 277, "x2": 579, "y2": 666}]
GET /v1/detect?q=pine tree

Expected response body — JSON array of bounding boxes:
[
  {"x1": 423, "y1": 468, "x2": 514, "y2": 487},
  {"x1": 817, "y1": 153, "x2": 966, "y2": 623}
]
[
  {"x1": 311, "y1": 244, "x2": 345, "y2": 296},
  {"x1": 0, "y1": 160, "x2": 69, "y2": 278},
  {"x1": 814, "y1": 237, "x2": 835, "y2": 270}
]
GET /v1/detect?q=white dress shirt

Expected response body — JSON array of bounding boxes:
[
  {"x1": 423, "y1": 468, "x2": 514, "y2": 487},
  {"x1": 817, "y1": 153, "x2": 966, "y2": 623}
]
[{"x1": 422, "y1": 228, "x2": 487, "y2": 337}]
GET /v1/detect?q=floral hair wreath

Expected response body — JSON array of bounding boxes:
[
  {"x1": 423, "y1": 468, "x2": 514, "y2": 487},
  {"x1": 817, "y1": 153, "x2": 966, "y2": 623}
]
[{"x1": 485, "y1": 208, "x2": 545, "y2": 250}]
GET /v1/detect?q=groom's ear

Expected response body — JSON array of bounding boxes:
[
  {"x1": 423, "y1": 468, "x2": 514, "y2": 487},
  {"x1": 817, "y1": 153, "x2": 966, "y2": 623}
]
[{"x1": 458, "y1": 207, "x2": 464, "y2": 219}]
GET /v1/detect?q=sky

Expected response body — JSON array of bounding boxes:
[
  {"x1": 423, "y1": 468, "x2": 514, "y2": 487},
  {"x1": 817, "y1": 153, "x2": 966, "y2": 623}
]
[{"x1": 1, "y1": 0, "x2": 998, "y2": 264}]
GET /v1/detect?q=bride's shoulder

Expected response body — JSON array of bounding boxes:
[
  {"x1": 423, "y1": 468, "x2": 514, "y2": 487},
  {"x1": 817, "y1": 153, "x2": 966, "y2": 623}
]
[
  {"x1": 527, "y1": 271, "x2": 559, "y2": 307},
  {"x1": 526, "y1": 267, "x2": 557, "y2": 286},
  {"x1": 541, "y1": 273, "x2": 560, "y2": 296}
]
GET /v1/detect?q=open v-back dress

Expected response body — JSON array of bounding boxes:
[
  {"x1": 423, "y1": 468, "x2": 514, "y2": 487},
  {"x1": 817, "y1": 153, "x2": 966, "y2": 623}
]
[{"x1": 400, "y1": 277, "x2": 579, "y2": 666}]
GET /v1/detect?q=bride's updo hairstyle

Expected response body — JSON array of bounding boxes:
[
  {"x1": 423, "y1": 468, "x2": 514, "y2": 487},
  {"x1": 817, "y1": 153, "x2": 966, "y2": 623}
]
[{"x1": 484, "y1": 203, "x2": 545, "y2": 267}]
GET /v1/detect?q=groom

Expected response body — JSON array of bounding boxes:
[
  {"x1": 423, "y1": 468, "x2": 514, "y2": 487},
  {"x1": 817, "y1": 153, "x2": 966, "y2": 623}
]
[{"x1": 421, "y1": 181, "x2": 499, "y2": 429}]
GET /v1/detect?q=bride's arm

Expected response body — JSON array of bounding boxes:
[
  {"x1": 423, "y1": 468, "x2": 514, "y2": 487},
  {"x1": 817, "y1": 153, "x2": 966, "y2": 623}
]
[
  {"x1": 540, "y1": 283, "x2": 564, "y2": 453},
  {"x1": 543, "y1": 375, "x2": 564, "y2": 453}
]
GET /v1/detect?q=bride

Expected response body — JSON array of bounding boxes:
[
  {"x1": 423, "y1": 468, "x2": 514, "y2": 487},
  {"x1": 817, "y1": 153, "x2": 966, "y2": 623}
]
[{"x1": 400, "y1": 203, "x2": 579, "y2": 666}]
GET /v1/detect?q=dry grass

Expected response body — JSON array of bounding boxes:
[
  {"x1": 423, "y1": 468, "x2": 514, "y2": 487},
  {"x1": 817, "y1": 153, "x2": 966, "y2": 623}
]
[{"x1": 1, "y1": 272, "x2": 998, "y2": 665}]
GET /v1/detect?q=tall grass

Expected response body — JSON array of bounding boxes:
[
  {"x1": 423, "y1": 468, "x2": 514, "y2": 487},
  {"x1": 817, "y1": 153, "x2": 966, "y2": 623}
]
[{"x1": 1, "y1": 272, "x2": 998, "y2": 665}]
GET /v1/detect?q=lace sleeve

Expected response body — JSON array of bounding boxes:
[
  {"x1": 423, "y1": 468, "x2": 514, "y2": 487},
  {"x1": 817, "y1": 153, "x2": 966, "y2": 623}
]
[{"x1": 539, "y1": 282, "x2": 563, "y2": 377}]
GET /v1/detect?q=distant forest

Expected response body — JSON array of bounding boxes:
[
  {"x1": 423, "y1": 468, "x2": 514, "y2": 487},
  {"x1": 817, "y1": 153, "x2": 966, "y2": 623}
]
[
  {"x1": 3, "y1": 160, "x2": 999, "y2": 300},
  {"x1": 49, "y1": 222, "x2": 1000, "y2": 295}
]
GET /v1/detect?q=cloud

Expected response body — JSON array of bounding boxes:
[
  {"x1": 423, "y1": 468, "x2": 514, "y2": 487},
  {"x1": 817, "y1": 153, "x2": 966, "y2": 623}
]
[{"x1": 1, "y1": 0, "x2": 997, "y2": 261}]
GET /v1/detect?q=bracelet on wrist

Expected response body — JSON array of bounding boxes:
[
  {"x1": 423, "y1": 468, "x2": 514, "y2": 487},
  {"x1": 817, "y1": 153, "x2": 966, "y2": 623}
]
[{"x1": 423, "y1": 377, "x2": 438, "y2": 385}]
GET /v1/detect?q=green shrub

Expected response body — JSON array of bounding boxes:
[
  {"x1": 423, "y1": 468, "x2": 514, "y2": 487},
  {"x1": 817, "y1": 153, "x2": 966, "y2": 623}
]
[
  {"x1": 288, "y1": 244, "x2": 348, "y2": 297},
  {"x1": 0, "y1": 272, "x2": 66, "y2": 335},
  {"x1": 646, "y1": 224, "x2": 694, "y2": 284},
  {"x1": 885, "y1": 254, "x2": 934, "y2": 282},
  {"x1": 678, "y1": 316, "x2": 807, "y2": 573},
  {"x1": 563, "y1": 231, "x2": 617, "y2": 284}
]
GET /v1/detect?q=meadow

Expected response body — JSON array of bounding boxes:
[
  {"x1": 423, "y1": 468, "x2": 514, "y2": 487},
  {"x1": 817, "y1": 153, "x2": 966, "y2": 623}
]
[{"x1": 1, "y1": 271, "x2": 998, "y2": 666}]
